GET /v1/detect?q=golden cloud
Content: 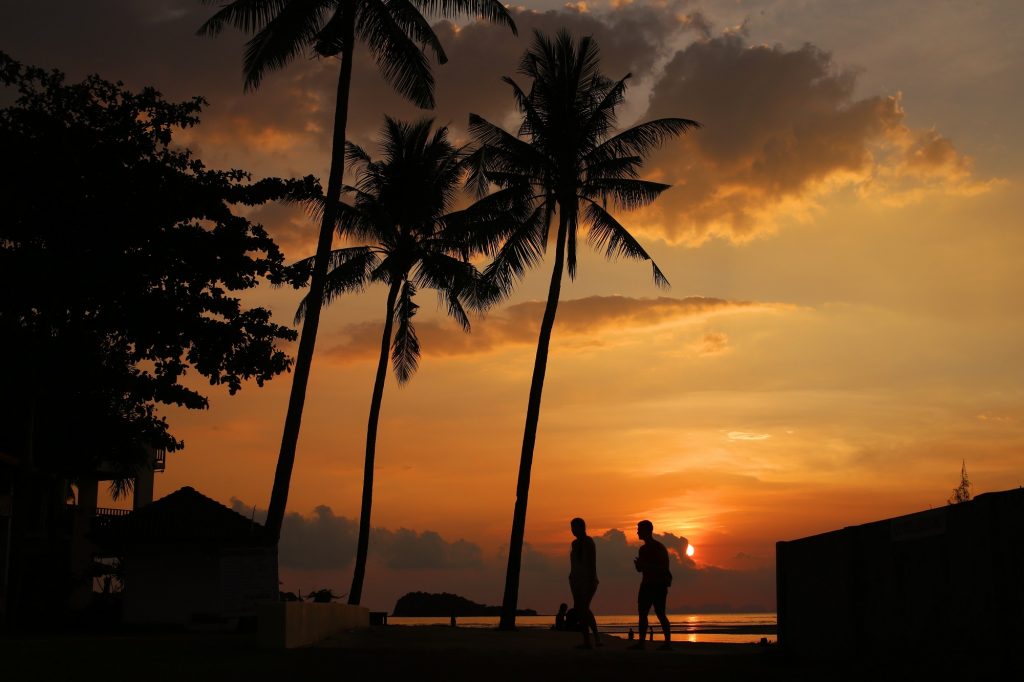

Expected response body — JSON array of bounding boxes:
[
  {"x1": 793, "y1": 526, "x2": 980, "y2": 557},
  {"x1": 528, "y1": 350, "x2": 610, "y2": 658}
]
[
  {"x1": 321, "y1": 295, "x2": 784, "y2": 364},
  {"x1": 637, "y1": 34, "x2": 994, "y2": 244}
]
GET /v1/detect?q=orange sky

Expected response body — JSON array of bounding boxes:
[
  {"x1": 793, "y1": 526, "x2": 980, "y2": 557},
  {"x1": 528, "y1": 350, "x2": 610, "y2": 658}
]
[{"x1": 3, "y1": 1, "x2": 1022, "y2": 613}]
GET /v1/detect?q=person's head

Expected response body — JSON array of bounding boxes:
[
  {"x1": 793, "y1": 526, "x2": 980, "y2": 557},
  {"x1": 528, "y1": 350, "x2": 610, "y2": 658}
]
[
  {"x1": 637, "y1": 519, "x2": 654, "y2": 541},
  {"x1": 570, "y1": 517, "x2": 587, "y2": 538},
  {"x1": 558, "y1": 603, "x2": 568, "y2": 614}
]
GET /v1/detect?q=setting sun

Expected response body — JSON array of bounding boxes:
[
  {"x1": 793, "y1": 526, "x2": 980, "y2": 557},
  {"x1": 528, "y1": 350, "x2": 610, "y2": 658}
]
[{"x1": 686, "y1": 544, "x2": 696, "y2": 558}]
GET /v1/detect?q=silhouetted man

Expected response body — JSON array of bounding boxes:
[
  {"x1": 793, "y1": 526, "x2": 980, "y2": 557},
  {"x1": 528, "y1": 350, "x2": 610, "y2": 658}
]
[
  {"x1": 631, "y1": 519, "x2": 672, "y2": 650},
  {"x1": 569, "y1": 517, "x2": 601, "y2": 648}
]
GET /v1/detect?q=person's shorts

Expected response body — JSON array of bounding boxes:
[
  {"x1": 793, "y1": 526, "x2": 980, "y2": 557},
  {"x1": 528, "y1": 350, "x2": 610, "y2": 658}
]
[{"x1": 638, "y1": 583, "x2": 668, "y2": 614}]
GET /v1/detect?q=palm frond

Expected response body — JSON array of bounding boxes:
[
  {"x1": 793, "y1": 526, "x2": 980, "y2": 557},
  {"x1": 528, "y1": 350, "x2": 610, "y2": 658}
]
[
  {"x1": 391, "y1": 280, "x2": 420, "y2": 383},
  {"x1": 197, "y1": 0, "x2": 292, "y2": 37},
  {"x1": 581, "y1": 178, "x2": 670, "y2": 211},
  {"x1": 312, "y1": 6, "x2": 350, "y2": 56},
  {"x1": 240, "y1": 0, "x2": 334, "y2": 90},
  {"x1": 444, "y1": 184, "x2": 537, "y2": 255},
  {"x1": 414, "y1": 251, "x2": 481, "y2": 320},
  {"x1": 583, "y1": 201, "x2": 669, "y2": 288},
  {"x1": 357, "y1": 1, "x2": 435, "y2": 108},
  {"x1": 584, "y1": 155, "x2": 643, "y2": 180},
  {"x1": 482, "y1": 203, "x2": 551, "y2": 297},
  {"x1": 385, "y1": 0, "x2": 448, "y2": 65},
  {"x1": 591, "y1": 118, "x2": 701, "y2": 161},
  {"x1": 345, "y1": 140, "x2": 373, "y2": 168},
  {"x1": 467, "y1": 114, "x2": 542, "y2": 164},
  {"x1": 410, "y1": 0, "x2": 517, "y2": 35},
  {"x1": 293, "y1": 246, "x2": 379, "y2": 322}
]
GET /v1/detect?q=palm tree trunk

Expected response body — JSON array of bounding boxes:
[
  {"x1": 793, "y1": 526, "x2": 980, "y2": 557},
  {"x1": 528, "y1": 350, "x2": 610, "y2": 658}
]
[
  {"x1": 264, "y1": 4, "x2": 357, "y2": 543},
  {"x1": 349, "y1": 278, "x2": 402, "y2": 605},
  {"x1": 499, "y1": 213, "x2": 570, "y2": 630}
]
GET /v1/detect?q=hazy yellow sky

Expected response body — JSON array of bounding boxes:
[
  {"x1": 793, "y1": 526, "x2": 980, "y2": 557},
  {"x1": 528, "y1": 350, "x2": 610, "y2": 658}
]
[{"x1": 3, "y1": 0, "x2": 1021, "y2": 612}]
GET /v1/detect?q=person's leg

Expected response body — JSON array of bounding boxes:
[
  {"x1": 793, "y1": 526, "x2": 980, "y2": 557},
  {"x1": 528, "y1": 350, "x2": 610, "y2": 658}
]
[
  {"x1": 585, "y1": 586, "x2": 600, "y2": 646},
  {"x1": 653, "y1": 587, "x2": 671, "y2": 645},
  {"x1": 572, "y1": 586, "x2": 592, "y2": 647},
  {"x1": 636, "y1": 586, "x2": 652, "y2": 646}
]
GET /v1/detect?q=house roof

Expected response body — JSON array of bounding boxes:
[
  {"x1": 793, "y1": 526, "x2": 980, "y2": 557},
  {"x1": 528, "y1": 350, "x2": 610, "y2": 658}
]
[{"x1": 97, "y1": 486, "x2": 271, "y2": 547}]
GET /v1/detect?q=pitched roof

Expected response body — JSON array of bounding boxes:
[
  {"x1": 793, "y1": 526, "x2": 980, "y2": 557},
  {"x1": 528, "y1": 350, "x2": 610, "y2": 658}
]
[{"x1": 99, "y1": 486, "x2": 270, "y2": 547}]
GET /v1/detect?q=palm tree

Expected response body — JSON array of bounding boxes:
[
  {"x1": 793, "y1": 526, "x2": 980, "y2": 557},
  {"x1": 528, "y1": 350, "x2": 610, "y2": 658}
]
[
  {"x1": 294, "y1": 117, "x2": 486, "y2": 604},
  {"x1": 198, "y1": 0, "x2": 516, "y2": 542},
  {"x1": 464, "y1": 30, "x2": 700, "y2": 629}
]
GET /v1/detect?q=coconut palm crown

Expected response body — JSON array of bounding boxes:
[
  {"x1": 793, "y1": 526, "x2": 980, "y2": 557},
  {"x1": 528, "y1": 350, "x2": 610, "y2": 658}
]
[
  {"x1": 293, "y1": 117, "x2": 487, "y2": 605},
  {"x1": 464, "y1": 29, "x2": 700, "y2": 629},
  {"x1": 200, "y1": 0, "x2": 516, "y2": 101}
]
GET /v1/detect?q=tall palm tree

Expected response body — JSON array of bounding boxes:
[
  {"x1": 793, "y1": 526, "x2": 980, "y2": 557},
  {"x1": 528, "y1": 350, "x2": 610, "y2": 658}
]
[
  {"x1": 198, "y1": 0, "x2": 515, "y2": 542},
  {"x1": 464, "y1": 30, "x2": 700, "y2": 629},
  {"x1": 294, "y1": 117, "x2": 486, "y2": 604}
]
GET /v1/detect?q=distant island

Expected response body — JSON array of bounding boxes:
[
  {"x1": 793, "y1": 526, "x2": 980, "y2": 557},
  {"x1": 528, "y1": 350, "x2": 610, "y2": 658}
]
[{"x1": 393, "y1": 592, "x2": 538, "y2": 617}]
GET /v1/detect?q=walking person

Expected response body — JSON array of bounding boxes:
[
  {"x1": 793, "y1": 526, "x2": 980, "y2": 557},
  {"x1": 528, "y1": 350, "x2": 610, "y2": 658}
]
[
  {"x1": 569, "y1": 517, "x2": 601, "y2": 648},
  {"x1": 630, "y1": 519, "x2": 673, "y2": 650}
]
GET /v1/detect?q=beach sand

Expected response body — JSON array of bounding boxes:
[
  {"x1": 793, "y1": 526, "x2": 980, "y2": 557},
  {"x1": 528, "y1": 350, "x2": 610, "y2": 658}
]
[{"x1": 0, "y1": 624, "x2": 1000, "y2": 681}]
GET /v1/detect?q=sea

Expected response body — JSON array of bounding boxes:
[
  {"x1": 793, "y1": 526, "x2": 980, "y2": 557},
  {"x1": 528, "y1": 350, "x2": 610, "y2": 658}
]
[{"x1": 388, "y1": 613, "x2": 777, "y2": 644}]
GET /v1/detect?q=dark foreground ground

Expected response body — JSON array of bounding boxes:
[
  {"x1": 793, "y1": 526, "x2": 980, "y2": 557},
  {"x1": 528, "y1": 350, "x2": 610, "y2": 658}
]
[{"x1": 0, "y1": 625, "x2": 1015, "y2": 681}]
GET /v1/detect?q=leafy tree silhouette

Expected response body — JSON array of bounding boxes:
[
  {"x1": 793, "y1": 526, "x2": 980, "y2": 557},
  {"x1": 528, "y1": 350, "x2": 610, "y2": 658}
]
[
  {"x1": 292, "y1": 118, "x2": 488, "y2": 605},
  {"x1": 0, "y1": 52, "x2": 303, "y2": 486},
  {"x1": 0, "y1": 54, "x2": 305, "y2": 625},
  {"x1": 463, "y1": 30, "x2": 699, "y2": 629},
  {"x1": 199, "y1": 0, "x2": 516, "y2": 547}
]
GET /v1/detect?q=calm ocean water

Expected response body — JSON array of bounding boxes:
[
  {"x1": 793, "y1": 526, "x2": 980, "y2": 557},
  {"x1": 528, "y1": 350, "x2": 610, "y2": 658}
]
[{"x1": 388, "y1": 613, "x2": 777, "y2": 643}]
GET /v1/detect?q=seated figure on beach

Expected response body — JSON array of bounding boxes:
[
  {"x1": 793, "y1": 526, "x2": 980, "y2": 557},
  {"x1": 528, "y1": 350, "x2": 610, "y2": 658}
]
[
  {"x1": 554, "y1": 602, "x2": 568, "y2": 630},
  {"x1": 569, "y1": 517, "x2": 601, "y2": 648},
  {"x1": 630, "y1": 519, "x2": 672, "y2": 650}
]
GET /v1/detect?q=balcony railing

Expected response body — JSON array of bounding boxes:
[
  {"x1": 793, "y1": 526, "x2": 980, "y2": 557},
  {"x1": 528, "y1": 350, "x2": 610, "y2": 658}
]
[
  {"x1": 95, "y1": 507, "x2": 132, "y2": 518},
  {"x1": 92, "y1": 506, "x2": 132, "y2": 533}
]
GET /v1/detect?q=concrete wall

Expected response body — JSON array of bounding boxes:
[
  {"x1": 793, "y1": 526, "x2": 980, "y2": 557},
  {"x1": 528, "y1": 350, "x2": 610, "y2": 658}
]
[
  {"x1": 258, "y1": 602, "x2": 370, "y2": 648},
  {"x1": 777, "y1": 488, "x2": 1024, "y2": 660}
]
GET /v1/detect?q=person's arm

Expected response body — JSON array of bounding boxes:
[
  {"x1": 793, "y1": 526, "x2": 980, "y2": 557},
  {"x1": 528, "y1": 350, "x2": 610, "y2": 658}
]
[{"x1": 585, "y1": 538, "x2": 598, "y2": 583}]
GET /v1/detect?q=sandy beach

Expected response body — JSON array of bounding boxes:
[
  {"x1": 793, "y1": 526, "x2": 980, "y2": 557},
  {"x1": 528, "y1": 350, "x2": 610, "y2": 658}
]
[{"x1": 1, "y1": 624, "x2": 1002, "y2": 682}]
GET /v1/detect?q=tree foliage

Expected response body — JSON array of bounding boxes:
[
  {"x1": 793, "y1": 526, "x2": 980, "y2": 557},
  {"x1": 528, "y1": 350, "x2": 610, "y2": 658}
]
[
  {"x1": 198, "y1": 0, "x2": 516, "y2": 100},
  {"x1": 294, "y1": 117, "x2": 486, "y2": 382},
  {"x1": 0, "y1": 53, "x2": 307, "y2": 479}
]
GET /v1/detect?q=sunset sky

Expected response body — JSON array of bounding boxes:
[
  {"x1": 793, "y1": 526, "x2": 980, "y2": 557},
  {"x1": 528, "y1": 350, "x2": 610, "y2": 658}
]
[{"x1": 2, "y1": 0, "x2": 1021, "y2": 613}]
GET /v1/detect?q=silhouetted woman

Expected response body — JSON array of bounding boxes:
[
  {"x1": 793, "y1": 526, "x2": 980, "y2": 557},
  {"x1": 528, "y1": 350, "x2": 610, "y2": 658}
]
[{"x1": 569, "y1": 517, "x2": 601, "y2": 648}]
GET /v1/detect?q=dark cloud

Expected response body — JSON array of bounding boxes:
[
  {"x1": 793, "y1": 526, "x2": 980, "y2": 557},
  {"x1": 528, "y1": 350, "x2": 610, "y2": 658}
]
[
  {"x1": 640, "y1": 32, "x2": 982, "y2": 243},
  {"x1": 230, "y1": 500, "x2": 483, "y2": 571},
  {"x1": 376, "y1": 528, "x2": 484, "y2": 570},
  {"x1": 323, "y1": 295, "x2": 765, "y2": 363}
]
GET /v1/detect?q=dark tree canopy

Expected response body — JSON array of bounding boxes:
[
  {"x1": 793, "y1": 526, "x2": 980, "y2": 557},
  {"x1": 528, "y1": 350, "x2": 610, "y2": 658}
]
[{"x1": 0, "y1": 53, "x2": 308, "y2": 479}]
